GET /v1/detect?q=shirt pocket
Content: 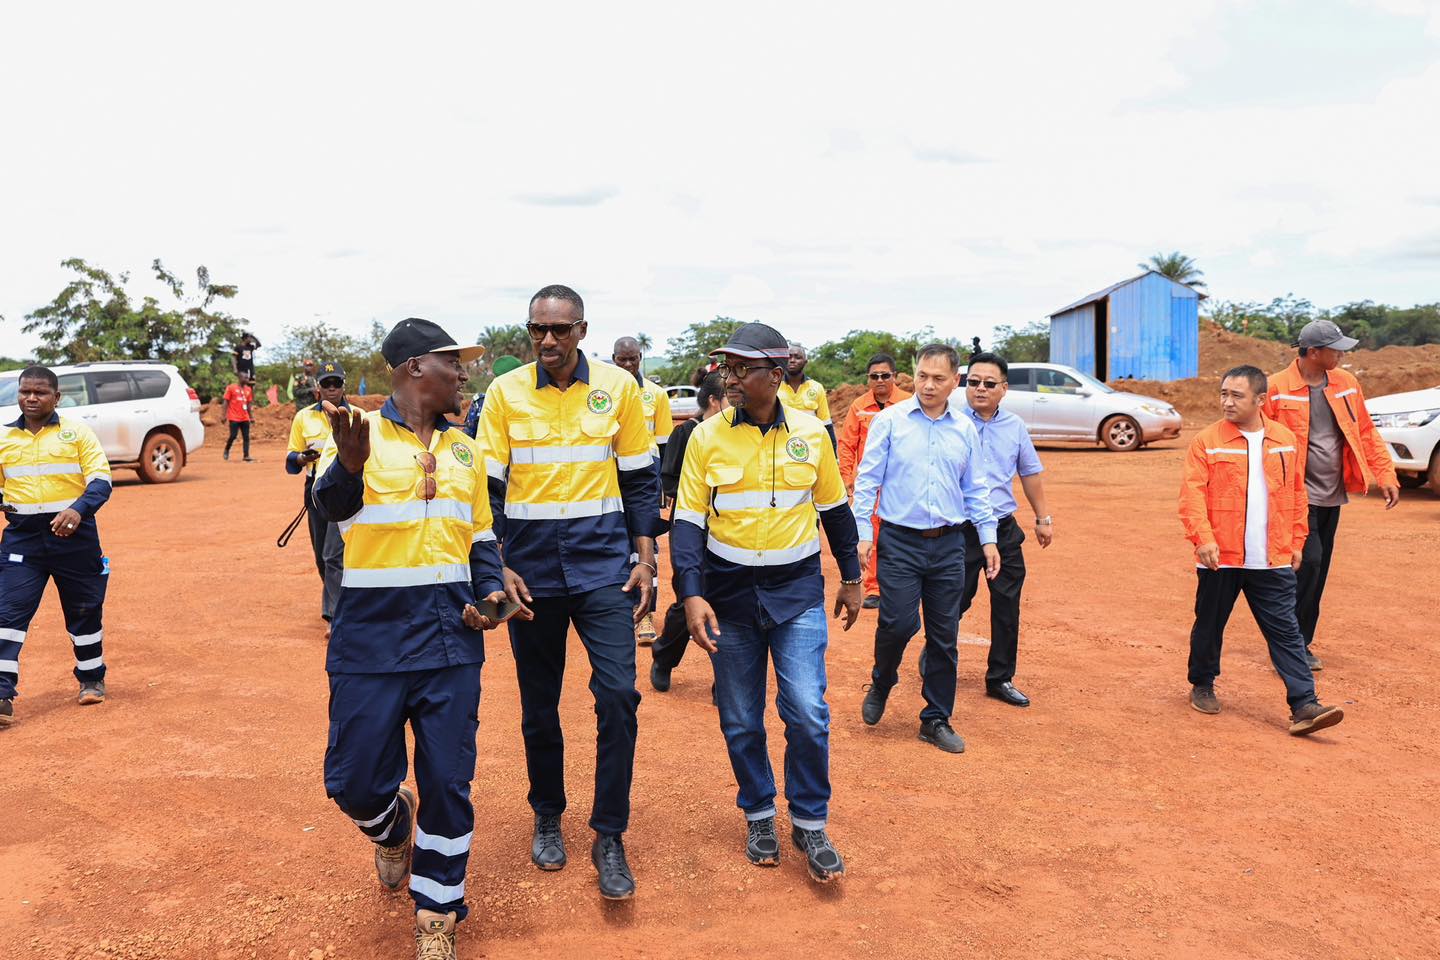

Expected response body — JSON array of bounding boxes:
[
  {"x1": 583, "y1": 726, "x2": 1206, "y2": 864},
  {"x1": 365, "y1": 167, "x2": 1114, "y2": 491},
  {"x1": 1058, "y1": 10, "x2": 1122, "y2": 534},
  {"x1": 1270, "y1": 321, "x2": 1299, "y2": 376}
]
[
  {"x1": 507, "y1": 419, "x2": 552, "y2": 443},
  {"x1": 705, "y1": 462, "x2": 744, "y2": 490},
  {"x1": 781, "y1": 461, "x2": 818, "y2": 489},
  {"x1": 363, "y1": 468, "x2": 415, "y2": 500},
  {"x1": 580, "y1": 414, "x2": 620, "y2": 440}
]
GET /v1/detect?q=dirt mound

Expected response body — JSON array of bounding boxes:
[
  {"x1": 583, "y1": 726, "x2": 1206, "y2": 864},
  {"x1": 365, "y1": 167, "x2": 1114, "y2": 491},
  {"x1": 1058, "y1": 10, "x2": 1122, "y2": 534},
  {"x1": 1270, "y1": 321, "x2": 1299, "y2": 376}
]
[{"x1": 829, "y1": 373, "x2": 914, "y2": 429}]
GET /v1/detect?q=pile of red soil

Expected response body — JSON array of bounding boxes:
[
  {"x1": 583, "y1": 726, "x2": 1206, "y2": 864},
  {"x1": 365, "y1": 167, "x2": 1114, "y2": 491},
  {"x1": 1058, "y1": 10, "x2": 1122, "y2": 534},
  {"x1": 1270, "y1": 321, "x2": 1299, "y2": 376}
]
[{"x1": 201, "y1": 394, "x2": 389, "y2": 443}]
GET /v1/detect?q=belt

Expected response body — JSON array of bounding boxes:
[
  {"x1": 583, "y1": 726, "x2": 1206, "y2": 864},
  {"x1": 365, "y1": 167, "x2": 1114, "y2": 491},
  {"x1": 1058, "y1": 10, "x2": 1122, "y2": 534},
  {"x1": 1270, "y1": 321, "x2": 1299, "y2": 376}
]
[{"x1": 881, "y1": 520, "x2": 962, "y2": 539}]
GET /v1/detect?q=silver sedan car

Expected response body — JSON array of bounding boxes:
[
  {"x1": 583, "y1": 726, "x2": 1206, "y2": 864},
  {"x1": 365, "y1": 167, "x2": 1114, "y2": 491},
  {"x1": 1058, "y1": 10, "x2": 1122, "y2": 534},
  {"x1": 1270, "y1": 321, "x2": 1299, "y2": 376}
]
[{"x1": 958, "y1": 362, "x2": 1182, "y2": 451}]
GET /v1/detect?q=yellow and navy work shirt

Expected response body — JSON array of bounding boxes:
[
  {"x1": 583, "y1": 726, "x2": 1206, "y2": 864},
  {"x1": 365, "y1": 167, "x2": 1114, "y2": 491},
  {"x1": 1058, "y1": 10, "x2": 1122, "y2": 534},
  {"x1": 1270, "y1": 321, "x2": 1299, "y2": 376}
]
[
  {"x1": 286, "y1": 400, "x2": 347, "y2": 477},
  {"x1": 672, "y1": 402, "x2": 861, "y2": 627},
  {"x1": 477, "y1": 354, "x2": 662, "y2": 597},
  {"x1": 779, "y1": 376, "x2": 837, "y2": 449},
  {"x1": 638, "y1": 378, "x2": 674, "y2": 450},
  {"x1": 312, "y1": 399, "x2": 503, "y2": 674},
  {"x1": 0, "y1": 413, "x2": 111, "y2": 544}
]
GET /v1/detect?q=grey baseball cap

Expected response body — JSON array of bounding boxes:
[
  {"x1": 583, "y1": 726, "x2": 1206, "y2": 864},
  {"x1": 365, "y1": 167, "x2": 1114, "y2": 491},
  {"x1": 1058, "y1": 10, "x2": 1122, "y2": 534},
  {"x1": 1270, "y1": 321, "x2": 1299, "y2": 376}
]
[{"x1": 1297, "y1": 319, "x2": 1358, "y2": 351}]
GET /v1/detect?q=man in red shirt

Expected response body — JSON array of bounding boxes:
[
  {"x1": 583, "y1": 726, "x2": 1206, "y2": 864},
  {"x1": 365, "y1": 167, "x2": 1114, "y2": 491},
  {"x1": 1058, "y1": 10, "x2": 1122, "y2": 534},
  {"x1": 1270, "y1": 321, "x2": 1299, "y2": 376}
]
[
  {"x1": 222, "y1": 376, "x2": 256, "y2": 462},
  {"x1": 837, "y1": 354, "x2": 911, "y2": 608}
]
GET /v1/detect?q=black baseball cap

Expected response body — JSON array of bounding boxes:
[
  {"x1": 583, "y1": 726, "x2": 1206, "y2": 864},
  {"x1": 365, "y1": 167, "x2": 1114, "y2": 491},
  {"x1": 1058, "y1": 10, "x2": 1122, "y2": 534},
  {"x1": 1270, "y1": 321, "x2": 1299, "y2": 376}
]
[
  {"x1": 316, "y1": 360, "x2": 346, "y2": 382},
  {"x1": 381, "y1": 318, "x2": 486, "y2": 368},
  {"x1": 709, "y1": 322, "x2": 791, "y2": 362}
]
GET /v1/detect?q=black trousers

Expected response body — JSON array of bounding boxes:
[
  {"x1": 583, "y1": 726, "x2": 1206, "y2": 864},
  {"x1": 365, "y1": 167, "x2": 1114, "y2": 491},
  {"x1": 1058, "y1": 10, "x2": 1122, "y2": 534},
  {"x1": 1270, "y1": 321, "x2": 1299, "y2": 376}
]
[
  {"x1": 651, "y1": 600, "x2": 692, "y2": 672},
  {"x1": 1187, "y1": 567, "x2": 1316, "y2": 709},
  {"x1": 304, "y1": 474, "x2": 326, "y2": 578},
  {"x1": 508, "y1": 584, "x2": 640, "y2": 836},
  {"x1": 1296, "y1": 504, "x2": 1341, "y2": 652},
  {"x1": 224, "y1": 420, "x2": 251, "y2": 457},
  {"x1": 872, "y1": 522, "x2": 966, "y2": 723},
  {"x1": 957, "y1": 515, "x2": 1027, "y2": 684}
]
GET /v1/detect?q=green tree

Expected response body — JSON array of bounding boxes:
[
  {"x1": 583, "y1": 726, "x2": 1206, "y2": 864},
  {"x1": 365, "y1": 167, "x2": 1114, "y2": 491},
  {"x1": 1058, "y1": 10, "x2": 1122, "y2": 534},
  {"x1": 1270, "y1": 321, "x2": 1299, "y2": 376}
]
[
  {"x1": 804, "y1": 329, "x2": 931, "y2": 386},
  {"x1": 1205, "y1": 294, "x2": 1315, "y2": 342},
  {"x1": 21, "y1": 258, "x2": 247, "y2": 400},
  {"x1": 655, "y1": 315, "x2": 744, "y2": 384},
  {"x1": 1140, "y1": 251, "x2": 1207, "y2": 291},
  {"x1": 989, "y1": 321, "x2": 1051, "y2": 363},
  {"x1": 0, "y1": 356, "x2": 34, "y2": 372},
  {"x1": 634, "y1": 332, "x2": 653, "y2": 352}
]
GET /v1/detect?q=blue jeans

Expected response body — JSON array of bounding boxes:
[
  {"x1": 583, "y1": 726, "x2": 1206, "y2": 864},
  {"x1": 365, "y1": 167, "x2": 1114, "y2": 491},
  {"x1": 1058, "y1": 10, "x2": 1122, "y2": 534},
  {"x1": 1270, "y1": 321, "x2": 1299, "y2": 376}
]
[{"x1": 711, "y1": 604, "x2": 831, "y2": 829}]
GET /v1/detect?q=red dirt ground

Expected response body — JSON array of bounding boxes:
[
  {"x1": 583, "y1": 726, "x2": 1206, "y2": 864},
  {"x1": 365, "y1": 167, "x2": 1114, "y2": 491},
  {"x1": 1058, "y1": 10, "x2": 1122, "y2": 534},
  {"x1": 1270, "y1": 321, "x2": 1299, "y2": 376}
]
[{"x1": 4, "y1": 432, "x2": 1439, "y2": 960}]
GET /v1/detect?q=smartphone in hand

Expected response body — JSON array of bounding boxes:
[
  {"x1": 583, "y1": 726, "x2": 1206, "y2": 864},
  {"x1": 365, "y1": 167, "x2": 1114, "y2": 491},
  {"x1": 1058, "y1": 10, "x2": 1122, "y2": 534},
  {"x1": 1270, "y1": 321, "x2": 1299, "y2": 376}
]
[{"x1": 476, "y1": 598, "x2": 523, "y2": 624}]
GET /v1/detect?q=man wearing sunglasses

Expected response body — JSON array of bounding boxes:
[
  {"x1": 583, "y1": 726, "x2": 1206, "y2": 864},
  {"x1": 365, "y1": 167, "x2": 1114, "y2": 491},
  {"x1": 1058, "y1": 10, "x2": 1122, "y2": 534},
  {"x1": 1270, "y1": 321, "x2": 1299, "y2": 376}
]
[
  {"x1": 672, "y1": 322, "x2": 863, "y2": 884},
  {"x1": 312, "y1": 318, "x2": 508, "y2": 960},
  {"x1": 779, "y1": 342, "x2": 836, "y2": 451},
  {"x1": 837, "y1": 354, "x2": 912, "y2": 609},
  {"x1": 853, "y1": 344, "x2": 999, "y2": 755},
  {"x1": 285, "y1": 361, "x2": 350, "y2": 629},
  {"x1": 951, "y1": 352, "x2": 1052, "y2": 708},
  {"x1": 477, "y1": 285, "x2": 662, "y2": 902}
]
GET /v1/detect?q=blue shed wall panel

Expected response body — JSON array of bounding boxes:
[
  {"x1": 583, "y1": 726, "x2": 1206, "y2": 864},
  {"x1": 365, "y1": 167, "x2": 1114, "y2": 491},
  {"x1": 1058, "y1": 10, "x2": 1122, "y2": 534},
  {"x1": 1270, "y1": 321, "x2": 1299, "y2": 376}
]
[
  {"x1": 1169, "y1": 294, "x2": 1200, "y2": 379},
  {"x1": 1048, "y1": 304, "x2": 1095, "y2": 376}
]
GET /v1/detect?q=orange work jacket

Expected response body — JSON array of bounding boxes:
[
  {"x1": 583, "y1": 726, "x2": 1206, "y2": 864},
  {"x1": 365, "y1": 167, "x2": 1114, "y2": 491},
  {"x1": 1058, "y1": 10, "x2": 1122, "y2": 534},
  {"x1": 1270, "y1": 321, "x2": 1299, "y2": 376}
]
[
  {"x1": 1263, "y1": 359, "x2": 1397, "y2": 495},
  {"x1": 1179, "y1": 417, "x2": 1308, "y2": 568},
  {"x1": 837, "y1": 386, "x2": 912, "y2": 490}
]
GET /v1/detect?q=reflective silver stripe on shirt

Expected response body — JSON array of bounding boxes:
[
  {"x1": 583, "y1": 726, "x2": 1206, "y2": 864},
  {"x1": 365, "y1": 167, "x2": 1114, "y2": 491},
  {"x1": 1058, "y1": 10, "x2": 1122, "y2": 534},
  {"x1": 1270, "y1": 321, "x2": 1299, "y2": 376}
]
[
  {"x1": 350, "y1": 499, "x2": 472, "y2": 525},
  {"x1": 1334, "y1": 388, "x2": 1357, "y2": 399},
  {"x1": 617, "y1": 452, "x2": 654, "y2": 471},
  {"x1": 5, "y1": 463, "x2": 81, "y2": 477},
  {"x1": 1204, "y1": 448, "x2": 1246, "y2": 455},
  {"x1": 511, "y1": 445, "x2": 613, "y2": 465},
  {"x1": 1271, "y1": 393, "x2": 1309, "y2": 402},
  {"x1": 8, "y1": 499, "x2": 77, "y2": 515},
  {"x1": 705, "y1": 536, "x2": 820, "y2": 567},
  {"x1": 673, "y1": 509, "x2": 708, "y2": 529},
  {"x1": 471, "y1": 529, "x2": 497, "y2": 543},
  {"x1": 504, "y1": 498, "x2": 624, "y2": 521},
  {"x1": 341, "y1": 563, "x2": 472, "y2": 588},
  {"x1": 1269, "y1": 445, "x2": 1296, "y2": 454},
  {"x1": 712, "y1": 489, "x2": 813, "y2": 511}
]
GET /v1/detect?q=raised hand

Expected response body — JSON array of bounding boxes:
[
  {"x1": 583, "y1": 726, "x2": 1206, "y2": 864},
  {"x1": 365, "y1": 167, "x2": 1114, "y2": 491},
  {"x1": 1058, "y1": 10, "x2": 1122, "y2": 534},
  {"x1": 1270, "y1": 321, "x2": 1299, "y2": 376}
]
[{"x1": 322, "y1": 401, "x2": 369, "y2": 474}]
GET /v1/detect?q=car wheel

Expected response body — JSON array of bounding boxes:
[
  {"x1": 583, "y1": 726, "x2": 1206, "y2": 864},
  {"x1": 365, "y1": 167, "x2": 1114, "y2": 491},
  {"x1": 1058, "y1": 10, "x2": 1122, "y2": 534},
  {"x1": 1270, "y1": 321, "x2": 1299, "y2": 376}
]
[
  {"x1": 1399, "y1": 473, "x2": 1425, "y2": 489},
  {"x1": 1100, "y1": 415, "x2": 1142, "y2": 452},
  {"x1": 1429, "y1": 446, "x2": 1440, "y2": 496},
  {"x1": 138, "y1": 431, "x2": 184, "y2": 483}
]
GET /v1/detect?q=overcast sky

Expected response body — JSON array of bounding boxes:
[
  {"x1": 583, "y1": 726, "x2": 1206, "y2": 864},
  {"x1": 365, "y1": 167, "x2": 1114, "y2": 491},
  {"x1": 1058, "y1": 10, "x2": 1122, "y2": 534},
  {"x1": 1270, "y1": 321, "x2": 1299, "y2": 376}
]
[{"x1": 2, "y1": 0, "x2": 1437, "y2": 366}]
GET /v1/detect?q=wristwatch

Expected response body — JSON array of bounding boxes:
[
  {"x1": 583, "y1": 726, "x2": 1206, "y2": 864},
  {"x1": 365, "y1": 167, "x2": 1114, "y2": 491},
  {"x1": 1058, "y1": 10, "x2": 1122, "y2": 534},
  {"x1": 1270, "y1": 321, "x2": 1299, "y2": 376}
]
[{"x1": 1036, "y1": 516, "x2": 1053, "y2": 525}]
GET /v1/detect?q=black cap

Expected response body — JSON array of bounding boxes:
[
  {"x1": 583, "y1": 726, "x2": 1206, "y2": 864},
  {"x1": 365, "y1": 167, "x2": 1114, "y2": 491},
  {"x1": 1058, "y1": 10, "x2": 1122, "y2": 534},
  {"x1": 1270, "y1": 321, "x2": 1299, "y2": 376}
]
[
  {"x1": 380, "y1": 318, "x2": 486, "y2": 368},
  {"x1": 709, "y1": 322, "x2": 790, "y2": 362},
  {"x1": 316, "y1": 360, "x2": 346, "y2": 382}
]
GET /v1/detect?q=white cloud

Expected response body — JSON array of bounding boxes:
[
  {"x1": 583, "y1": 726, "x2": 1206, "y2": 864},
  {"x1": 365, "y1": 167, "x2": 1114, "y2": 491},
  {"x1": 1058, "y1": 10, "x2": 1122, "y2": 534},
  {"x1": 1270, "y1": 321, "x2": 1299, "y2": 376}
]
[{"x1": 1, "y1": 0, "x2": 1436, "y2": 370}]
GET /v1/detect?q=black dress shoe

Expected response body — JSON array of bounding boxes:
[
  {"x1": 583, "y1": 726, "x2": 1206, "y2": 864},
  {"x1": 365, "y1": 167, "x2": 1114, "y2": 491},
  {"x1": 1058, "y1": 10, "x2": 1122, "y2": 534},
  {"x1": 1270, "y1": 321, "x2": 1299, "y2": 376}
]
[
  {"x1": 745, "y1": 817, "x2": 780, "y2": 866},
  {"x1": 650, "y1": 661, "x2": 671, "y2": 693},
  {"x1": 791, "y1": 826, "x2": 845, "y2": 883},
  {"x1": 592, "y1": 833, "x2": 636, "y2": 900},
  {"x1": 861, "y1": 683, "x2": 889, "y2": 726},
  {"x1": 862, "y1": 595, "x2": 880, "y2": 609},
  {"x1": 986, "y1": 681, "x2": 1030, "y2": 708},
  {"x1": 918, "y1": 719, "x2": 966, "y2": 754},
  {"x1": 531, "y1": 814, "x2": 566, "y2": 871}
]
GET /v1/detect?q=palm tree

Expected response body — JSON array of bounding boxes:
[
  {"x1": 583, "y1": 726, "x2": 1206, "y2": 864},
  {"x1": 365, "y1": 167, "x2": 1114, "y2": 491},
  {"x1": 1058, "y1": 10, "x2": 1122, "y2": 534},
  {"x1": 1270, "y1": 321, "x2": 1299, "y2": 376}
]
[
  {"x1": 1139, "y1": 251, "x2": 1207, "y2": 291},
  {"x1": 476, "y1": 324, "x2": 533, "y2": 364},
  {"x1": 635, "y1": 332, "x2": 653, "y2": 352}
]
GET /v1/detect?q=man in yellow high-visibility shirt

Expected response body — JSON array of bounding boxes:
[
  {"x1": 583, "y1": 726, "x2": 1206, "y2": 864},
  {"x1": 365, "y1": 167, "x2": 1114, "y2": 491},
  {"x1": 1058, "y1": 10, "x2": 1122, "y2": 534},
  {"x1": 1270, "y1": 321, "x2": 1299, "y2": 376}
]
[
  {"x1": 285, "y1": 360, "x2": 349, "y2": 626},
  {"x1": 480, "y1": 285, "x2": 662, "y2": 902},
  {"x1": 0, "y1": 366, "x2": 114, "y2": 727},
  {"x1": 778, "y1": 342, "x2": 836, "y2": 451},
  {"x1": 612, "y1": 336, "x2": 670, "y2": 645}
]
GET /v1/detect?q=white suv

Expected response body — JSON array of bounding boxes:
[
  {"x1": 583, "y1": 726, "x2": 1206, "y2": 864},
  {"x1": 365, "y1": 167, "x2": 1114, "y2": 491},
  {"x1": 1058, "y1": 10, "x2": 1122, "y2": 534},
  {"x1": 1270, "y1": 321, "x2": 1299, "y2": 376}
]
[
  {"x1": 0, "y1": 361, "x2": 205, "y2": 483},
  {"x1": 1369, "y1": 384, "x2": 1440, "y2": 493}
]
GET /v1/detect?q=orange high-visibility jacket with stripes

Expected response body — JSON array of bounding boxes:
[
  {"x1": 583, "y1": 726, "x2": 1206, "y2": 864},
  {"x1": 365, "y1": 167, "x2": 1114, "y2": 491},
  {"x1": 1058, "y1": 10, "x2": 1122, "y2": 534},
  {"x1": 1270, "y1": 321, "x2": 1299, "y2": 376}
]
[
  {"x1": 1178, "y1": 417, "x2": 1308, "y2": 568},
  {"x1": 1263, "y1": 360, "x2": 1397, "y2": 494}
]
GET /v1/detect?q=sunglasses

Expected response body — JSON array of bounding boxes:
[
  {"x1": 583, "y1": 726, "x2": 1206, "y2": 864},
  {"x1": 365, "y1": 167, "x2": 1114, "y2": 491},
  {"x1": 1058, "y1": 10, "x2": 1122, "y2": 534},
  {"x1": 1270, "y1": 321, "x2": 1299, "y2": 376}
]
[
  {"x1": 716, "y1": 361, "x2": 777, "y2": 380},
  {"x1": 868, "y1": 371, "x2": 894, "y2": 381},
  {"x1": 965, "y1": 378, "x2": 1004, "y2": 389},
  {"x1": 415, "y1": 452, "x2": 437, "y2": 501},
  {"x1": 526, "y1": 321, "x2": 581, "y2": 340}
]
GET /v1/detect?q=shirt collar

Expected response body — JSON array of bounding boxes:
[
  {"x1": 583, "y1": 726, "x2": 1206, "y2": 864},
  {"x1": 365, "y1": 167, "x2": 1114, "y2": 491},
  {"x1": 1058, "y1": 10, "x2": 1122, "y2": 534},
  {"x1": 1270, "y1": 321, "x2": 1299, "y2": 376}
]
[
  {"x1": 900, "y1": 395, "x2": 955, "y2": 422},
  {"x1": 964, "y1": 403, "x2": 1009, "y2": 427},
  {"x1": 310, "y1": 399, "x2": 347, "y2": 412},
  {"x1": 729, "y1": 399, "x2": 789, "y2": 431},
  {"x1": 8, "y1": 411, "x2": 61, "y2": 429},
  {"x1": 535, "y1": 352, "x2": 591, "y2": 390},
  {"x1": 379, "y1": 397, "x2": 452, "y2": 434}
]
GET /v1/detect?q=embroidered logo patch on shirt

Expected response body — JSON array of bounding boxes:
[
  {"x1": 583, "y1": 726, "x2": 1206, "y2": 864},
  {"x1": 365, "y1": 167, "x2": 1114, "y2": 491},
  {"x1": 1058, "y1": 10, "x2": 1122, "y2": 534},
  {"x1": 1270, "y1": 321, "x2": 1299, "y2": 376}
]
[
  {"x1": 58, "y1": 428, "x2": 77, "y2": 442},
  {"x1": 587, "y1": 389, "x2": 614, "y2": 414},
  {"x1": 450, "y1": 442, "x2": 474, "y2": 467},
  {"x1": 786, "y1": 436, "x2": 811, "y2": 462}
]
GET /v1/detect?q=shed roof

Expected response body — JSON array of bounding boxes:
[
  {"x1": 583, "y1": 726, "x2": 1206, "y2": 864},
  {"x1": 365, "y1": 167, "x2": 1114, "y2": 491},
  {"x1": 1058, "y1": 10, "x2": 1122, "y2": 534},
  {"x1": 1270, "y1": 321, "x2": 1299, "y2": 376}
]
[{"x1": 1048, "y1": 270, "x2": 1207, "y2": 318}]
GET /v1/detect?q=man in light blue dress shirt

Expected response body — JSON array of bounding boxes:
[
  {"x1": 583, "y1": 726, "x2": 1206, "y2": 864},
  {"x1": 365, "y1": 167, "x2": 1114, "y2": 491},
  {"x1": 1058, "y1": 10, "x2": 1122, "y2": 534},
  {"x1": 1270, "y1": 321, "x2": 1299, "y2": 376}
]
[
  {"x1": 950, "y1": 352, "x2": 1053, "y2": 708},
  {"x1": 852, "y1": 344, "x2": 999, "y2": 755}
]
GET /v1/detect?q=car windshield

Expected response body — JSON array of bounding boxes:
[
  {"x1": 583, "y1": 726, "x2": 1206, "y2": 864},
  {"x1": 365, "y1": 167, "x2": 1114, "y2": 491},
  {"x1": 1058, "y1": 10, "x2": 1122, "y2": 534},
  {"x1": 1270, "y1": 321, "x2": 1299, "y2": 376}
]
[
  {"x1": 1069, "y1": 370, "x2": 1115, "y2": 394},
  {"x1": 0, "y1": 378, "x2": 16, "y2": 406}
]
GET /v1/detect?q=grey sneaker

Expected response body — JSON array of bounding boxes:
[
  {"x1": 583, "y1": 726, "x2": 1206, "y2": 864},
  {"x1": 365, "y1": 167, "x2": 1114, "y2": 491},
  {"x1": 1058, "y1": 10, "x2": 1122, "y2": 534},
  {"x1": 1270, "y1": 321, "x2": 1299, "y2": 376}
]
[
  {"x1": 791, "y1": 826, "x2": 845, "y2": 883},
  {"x1": 1190, "y1": 684, "x2": 1220, "y2": 715},
  {"x1": 0, "y1": 698, "x2": 13, "y2": 728},
  {"x1": 745, "y1": 817, "x2": 780, "y2": 866},
  {"x1": 1289, "y1": 702, "x2": 1344, "y2": 736},
  {"x1": 918, "y1": 719, "x2": 965, "y2": 754},
  {"x1": 375, "y1": 786, "x2": 417, "y2": 891},
  {"x1": 78, "y1": 680, "x2": 105, "y2": 705}
]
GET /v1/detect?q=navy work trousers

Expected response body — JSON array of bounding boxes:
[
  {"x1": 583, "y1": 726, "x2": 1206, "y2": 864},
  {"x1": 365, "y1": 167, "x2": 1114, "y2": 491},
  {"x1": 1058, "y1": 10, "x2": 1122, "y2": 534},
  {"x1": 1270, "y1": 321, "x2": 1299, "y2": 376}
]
[
  {"x1": 508, "y1": 584, "x2": 640, "y2": 836},
  {"x1": 0, "y1": 525, "x2": 107, "y2": 700},
  {"x1": 1187, "y1": 567, "x2": 1317, "y2": 709}
]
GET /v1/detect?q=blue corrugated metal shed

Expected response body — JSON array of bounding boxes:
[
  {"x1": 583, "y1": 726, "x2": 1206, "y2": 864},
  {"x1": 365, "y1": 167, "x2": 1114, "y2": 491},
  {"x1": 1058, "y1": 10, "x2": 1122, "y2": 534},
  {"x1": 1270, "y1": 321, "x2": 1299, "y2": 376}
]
[{"x1": 1047, "y1": 271, "x2": 1202, "y2": 382}]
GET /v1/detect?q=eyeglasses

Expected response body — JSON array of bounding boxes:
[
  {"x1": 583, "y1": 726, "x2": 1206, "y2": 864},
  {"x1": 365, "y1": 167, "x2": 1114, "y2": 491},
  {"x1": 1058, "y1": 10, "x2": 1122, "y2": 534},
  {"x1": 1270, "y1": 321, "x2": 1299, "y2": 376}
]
[
  {"x1": 868, "y1": 371, "x2": 894, "y2": 381},
  {"x1": 526, "y1": 321, "x2": 581, "y2": 340},
  {"x1": 965, "y1": 378, "x2": 1004, "y2": 389},
  {"x1": 716, "y1": 361, "x2": 775, "y2": 380},
  {"x1": 415, "y1": 452, "x2": 437, "y2": 501}
]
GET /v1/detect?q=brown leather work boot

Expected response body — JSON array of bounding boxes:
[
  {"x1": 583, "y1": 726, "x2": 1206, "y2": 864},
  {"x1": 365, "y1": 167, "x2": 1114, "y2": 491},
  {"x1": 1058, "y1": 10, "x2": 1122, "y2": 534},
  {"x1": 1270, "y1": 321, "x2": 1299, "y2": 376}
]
[{"x1": 414, "y1": 910, "x2": 457, "y2": 960}]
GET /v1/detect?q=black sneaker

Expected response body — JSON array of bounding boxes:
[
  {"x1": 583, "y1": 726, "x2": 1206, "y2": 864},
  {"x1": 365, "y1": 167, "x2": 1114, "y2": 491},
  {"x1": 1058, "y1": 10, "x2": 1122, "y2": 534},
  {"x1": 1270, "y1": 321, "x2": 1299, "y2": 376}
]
[
  {"x1": 78, "y1": 679, "x2": 105, "y2": 705},
  {"x1": 531, "y1": 814, "x2": 566, "y2": 871},
  {"x1": 791, "y1": 826, "x2": 845, "y2": 883},
  {"x1": 918, "y1": 719, "x2": 965, "y2": 754},
  {"x1": 222, "y1": 449, "x2": 231, "y2": 461},
  {"x1": 650, "y1": 661, "x2": 671, "y2": 693},
  {"x1": 861, "y1": 683, "x2": 889, "y2": 726},
  {"x1": 745, "y1": 817, "x2": 780, "y2": 866},
  {"x1": 0, "y1": 698, "x2": 13, "y2": 728},
  {"x1": 591, "y1": 833, "x2": 636, "y2": 900},
  {"x1": 1306, "y1": 652, "x2": 1323, "y2": 672}
]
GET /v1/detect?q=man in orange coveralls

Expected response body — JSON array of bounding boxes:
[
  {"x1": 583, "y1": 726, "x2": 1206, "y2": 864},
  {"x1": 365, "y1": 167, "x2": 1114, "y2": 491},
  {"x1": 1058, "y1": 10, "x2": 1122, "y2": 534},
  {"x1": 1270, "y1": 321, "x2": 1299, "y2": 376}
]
[{"x1": 837, "y1": 354, "x2": 911, "y2": 609}]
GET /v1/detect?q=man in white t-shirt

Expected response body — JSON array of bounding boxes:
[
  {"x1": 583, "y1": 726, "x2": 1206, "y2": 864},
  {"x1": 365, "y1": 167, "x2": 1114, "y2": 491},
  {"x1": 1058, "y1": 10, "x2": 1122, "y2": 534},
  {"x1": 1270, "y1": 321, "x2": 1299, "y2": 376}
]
[{"x1": 1178, "y1": 366, "x2": 1344, "y2": 737}]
